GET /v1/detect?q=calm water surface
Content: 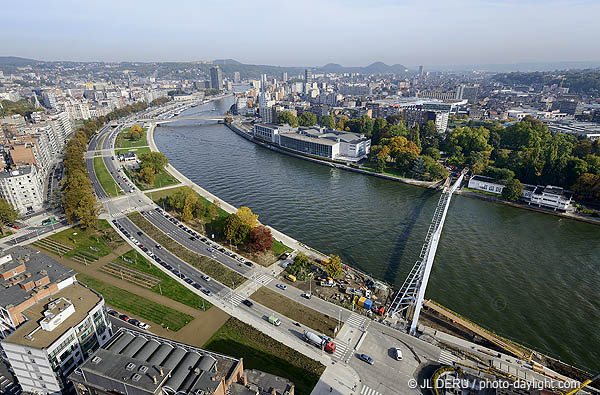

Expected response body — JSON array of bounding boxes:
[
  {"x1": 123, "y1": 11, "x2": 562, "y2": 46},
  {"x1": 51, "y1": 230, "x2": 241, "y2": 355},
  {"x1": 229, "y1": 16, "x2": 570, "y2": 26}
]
[{"x1": 154, "y1": 97, "x2": 600, "y2": 371}]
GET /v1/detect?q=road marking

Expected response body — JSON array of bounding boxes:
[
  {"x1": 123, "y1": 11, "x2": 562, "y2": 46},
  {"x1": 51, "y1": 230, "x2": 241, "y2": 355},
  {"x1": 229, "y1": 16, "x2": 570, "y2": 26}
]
[
  {"x1": 332, "y1": 339, "x2": 349, "y2": 360},
  {"x1": 346, "y1": 312, "x2": 368, "y2": 329},
  {"x1": 439, "y1": 349, "x2": 457, "y2": 365},
  {"x1": 360, "y1": 385, "x2": 381, "y2": 395},
  {"x1": 254, "y1": 273, "x2": 273, "y2": 286}
]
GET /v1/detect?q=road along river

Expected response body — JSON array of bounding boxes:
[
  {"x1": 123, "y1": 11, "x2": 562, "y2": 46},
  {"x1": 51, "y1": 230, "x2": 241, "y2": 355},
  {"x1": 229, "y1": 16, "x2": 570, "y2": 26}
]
[{"x1": 153, "y1": 96, "x2": 600, "y2": 372}]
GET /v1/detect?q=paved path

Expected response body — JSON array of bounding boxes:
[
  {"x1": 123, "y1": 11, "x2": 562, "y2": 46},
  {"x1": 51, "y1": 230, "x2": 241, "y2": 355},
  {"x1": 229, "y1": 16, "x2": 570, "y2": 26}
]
[{"x1": 32, "y1": 242, "x2": 228, "y2": 347}]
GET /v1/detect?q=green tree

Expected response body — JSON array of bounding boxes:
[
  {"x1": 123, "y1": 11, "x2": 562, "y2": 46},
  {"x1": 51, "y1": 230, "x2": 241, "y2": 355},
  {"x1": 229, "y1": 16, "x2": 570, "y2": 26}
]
[
  {"x1": 502, "y1": 178, "x2": 524, "y2": 201},
  {"x1": 325, "y1": 254, "x2": 343, "y2": 279},
  {"x1": 0, "y1": 198, "x2": 18, "y2": 234},
  {"x1": 298, "y1": 112, "x2": 317, "y2": 127},
  {"x1": 278, "y1": 111, "x2": 299, "y2": 127},
  {"x1": 318, "y1": 115, "x2": 335, "y2": 128},
  {"x1": 208, "y1": 204, "x2": 218, "y2": 219},
  {"x1": 224, "y1": 214, "x2": 242, "y2": 243},
  {"x1": 572, "y1": 173, "x2": 600, "y2": 200},
  {"x1": 138, "y1": 152, "x2": 168, "y2": 174},
  {"x1": 193, "y1": 200, "x2": 207, "y2": 218},
  {"x1": 138, "y1": 167, "x2": 156, "y2": 185},
  {"x1": 336, "y1": 115, "x2": 349, "y2": 130}
]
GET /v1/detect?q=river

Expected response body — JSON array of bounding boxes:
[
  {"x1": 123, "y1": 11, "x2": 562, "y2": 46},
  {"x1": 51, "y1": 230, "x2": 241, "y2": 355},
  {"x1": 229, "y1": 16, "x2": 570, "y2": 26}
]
[{"x1": 154, "y1": 96, "x2": 600, "y2": 372}]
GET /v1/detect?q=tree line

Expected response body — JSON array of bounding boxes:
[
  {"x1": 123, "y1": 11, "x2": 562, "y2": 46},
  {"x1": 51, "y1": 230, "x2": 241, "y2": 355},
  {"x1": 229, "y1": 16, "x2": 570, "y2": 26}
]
[{"x1": 63, "y1": 98, "x2": 171, "y2": 228}]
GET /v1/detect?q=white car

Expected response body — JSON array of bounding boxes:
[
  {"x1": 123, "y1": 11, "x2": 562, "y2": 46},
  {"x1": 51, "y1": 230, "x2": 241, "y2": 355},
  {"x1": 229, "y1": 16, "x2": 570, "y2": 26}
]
[
  {"x1": 201, "y1": 275, "x2": 211, "y2": 282},
  {"x1": 393, "y1": 348, "x2": 403, "y2": 361},
  {"x1": 138, "y1": 322, "x2": 151, "y2": 330}
]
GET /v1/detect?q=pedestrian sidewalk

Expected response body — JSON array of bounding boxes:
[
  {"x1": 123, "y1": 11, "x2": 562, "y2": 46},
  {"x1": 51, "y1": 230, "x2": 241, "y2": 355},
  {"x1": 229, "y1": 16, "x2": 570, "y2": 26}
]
[{"x1": 310, "y1": 362, "x2": 361, "y2": 395}]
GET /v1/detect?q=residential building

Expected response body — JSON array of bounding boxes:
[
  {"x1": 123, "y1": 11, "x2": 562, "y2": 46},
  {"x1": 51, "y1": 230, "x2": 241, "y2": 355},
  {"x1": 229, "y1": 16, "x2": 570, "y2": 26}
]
[
  {"x1": 0, "y1": 166, "x2": 44, "y2": 214},
  {"x1": 467, "y1": 175, "x2": 505, "y2": 195},
  {"x1": 68, "y1": 328, "x2": 294, "y2": 395},
  {"x1": 210, "y1": 66, "x2": 223, "y2": 90},
  {"x1": 456, "y1": 84, "x2": 479, "y2": 103},
  {"x1": 282, "y1": 71, "x2": 288, "y2": 82},
  {"x1": 0, "y1": 246, "x2": 76, "y2": 339},
  {"x1": 233, "y1": 71, "x2": 241, "y2": 84},
  {"x1": 2, "y1": 281, "x2": 112, "y2": 394},
  {"x1": 403, "y1": 108, "x2": 449, "y2": 133},
  {"x1": 42, "y1": 93, "x2": 57, "y2": 110}
]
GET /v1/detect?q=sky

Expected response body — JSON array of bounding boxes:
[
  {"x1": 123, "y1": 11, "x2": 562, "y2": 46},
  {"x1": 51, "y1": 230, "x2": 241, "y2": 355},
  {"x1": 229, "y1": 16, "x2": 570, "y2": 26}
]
[{"x1": 2, "y1": 0, "x2": 600, "y2": 68}]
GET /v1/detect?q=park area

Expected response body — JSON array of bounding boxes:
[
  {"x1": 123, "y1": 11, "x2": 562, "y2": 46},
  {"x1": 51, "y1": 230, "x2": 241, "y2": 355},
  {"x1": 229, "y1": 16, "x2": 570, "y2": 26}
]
[
  {"x1": 116, "y1": 125, "x2": 147, "y2": 148},
  {"x1": 204, "y1": 318, "x2": 325, "y2": 395},
  {"x1": 104, "y1": 249, "x2": 212, "y2": 312},
  {"x1": 32, "y1": 220, "x2": 124, "y2": 265},
  {"x1": 77, "y1": 273, "x2": 193, "y2": 331}
]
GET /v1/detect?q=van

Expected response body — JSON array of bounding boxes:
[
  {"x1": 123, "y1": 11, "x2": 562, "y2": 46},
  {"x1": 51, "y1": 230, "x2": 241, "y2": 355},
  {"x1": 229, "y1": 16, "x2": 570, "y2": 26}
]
[
  {"x1": 268, "y1": 315, "x2": 281, "y2": 326},
  {"x1": 393, "y1": 348, "x2": 403, "y2": 361},
  {"x1": 286, "y1": 274, "x2": 296, "y2": 282}
]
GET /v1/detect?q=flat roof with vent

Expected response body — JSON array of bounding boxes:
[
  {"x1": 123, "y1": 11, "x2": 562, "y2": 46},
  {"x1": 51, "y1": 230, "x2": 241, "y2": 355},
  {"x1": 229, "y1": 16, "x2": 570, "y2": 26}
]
[{"x1": 69, "y1": 328, "x2": 241, "y2": 394}]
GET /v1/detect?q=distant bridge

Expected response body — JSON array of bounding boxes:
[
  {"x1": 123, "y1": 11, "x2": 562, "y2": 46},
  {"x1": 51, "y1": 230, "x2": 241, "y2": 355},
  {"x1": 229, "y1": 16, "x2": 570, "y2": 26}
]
[{"x1": 145, "y1": 115, "x2": 227, "y2": 124}]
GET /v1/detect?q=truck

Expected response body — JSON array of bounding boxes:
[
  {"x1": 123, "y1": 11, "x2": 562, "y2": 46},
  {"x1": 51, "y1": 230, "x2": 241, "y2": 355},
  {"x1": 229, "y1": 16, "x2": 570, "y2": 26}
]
[
  {"x1": 268, "y1": 315, "x2": 281, "y2": 326},
  {"x1": 303, "y1": 330, "x2": 336, "y2": 353}
]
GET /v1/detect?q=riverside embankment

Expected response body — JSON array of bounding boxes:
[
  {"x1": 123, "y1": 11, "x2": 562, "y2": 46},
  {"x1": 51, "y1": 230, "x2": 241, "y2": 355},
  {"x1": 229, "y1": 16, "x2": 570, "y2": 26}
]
[{"x1": 150, "y1": 96, "x2": 599, "y2": 373}]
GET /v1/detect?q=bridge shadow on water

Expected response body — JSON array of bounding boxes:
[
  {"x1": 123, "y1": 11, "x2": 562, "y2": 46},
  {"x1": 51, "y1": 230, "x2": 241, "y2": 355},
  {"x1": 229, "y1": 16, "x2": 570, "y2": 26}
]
[{"x1": 338, "y1": 188, "x2": 438, "y2": 285}]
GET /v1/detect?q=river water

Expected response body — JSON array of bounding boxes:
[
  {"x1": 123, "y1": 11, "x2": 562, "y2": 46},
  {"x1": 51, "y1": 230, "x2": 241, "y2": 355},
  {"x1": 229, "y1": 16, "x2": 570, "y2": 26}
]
[{"x1": 154, "y1": 96, "x2": 600, "y2": 371}]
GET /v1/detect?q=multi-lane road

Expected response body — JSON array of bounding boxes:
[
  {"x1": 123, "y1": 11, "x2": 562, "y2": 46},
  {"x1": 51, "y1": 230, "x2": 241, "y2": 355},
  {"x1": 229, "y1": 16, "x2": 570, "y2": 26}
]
[{"x1": 85, "y1": 104, "x2": 446, "y2": 394}]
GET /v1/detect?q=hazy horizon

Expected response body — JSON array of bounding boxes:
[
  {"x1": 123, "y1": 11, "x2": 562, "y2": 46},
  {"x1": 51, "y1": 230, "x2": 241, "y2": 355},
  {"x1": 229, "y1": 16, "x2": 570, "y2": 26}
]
[{"x1": 2, "y1": 0, "x2": 600, "y2": 68}]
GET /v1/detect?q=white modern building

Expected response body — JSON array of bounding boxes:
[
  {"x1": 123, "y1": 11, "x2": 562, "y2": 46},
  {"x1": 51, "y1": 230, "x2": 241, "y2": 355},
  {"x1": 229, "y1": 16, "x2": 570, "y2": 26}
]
[
  {"x1": 253, "y1": 124, "x2": 371, "y2": 161},
  {"x1": 529, "y1": 185, "x2": 573, "y2": 211},
  {"x1": 0, "y1": 166, "x2": 44, "y2": 214},
  {"x1": 2, "y1": 282, "x2": 112, "y2": 394},
  {"x1": 467, "y1": 175, "x2": 505, "y2": 194}
]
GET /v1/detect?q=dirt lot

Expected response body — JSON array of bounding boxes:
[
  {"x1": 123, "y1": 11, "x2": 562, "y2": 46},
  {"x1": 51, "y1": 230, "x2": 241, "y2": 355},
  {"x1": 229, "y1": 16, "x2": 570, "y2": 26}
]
[{"x1": 251, "y1": 287, "x2": 340, "y2": 337}]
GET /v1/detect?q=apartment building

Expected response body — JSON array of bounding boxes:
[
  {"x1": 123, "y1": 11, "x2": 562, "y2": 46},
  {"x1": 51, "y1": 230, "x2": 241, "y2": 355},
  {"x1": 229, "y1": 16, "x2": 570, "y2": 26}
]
[
  {"x1": 2, "y1": 282, "x2": 112, "y2": 394},
  {"x1": 0, "y1": 166, "x2": 44, "y2": 214}
]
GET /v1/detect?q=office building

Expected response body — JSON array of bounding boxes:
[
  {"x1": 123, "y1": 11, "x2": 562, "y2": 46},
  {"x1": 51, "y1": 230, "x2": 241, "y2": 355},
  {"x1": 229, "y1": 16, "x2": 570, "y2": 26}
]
[
  {"x1": 305, "y1": 69, "x2": 313, "y2": 86},
  {"x1": 254, "y1": 124, "x2": 370, "y2": 161},
  {"x1": 233, "y1": 71, "x2": 241, "y2": 84},
  {"x1": 210, "y1": 66, "x2": 223, "y2": 90},
  {"x1": 42, "y1": 93, "x2": 57, "y2": 110},
  {"x1": 418, "y1": 65, "x2": 424, "y2": 76},
  {"x1": 0, "y1": 166, "x2": 44, "y2": 214},
  {"x1": 2, "y1": 281, "x2": 112, "y2": 394},
  {"x1": 68, "y1": 328, "x2": 295, "y2": 395},
  {"x1": 282, "y1": 71, "x2": 288, "y2": 82},
  {"x1": 456, "y1": 84, "x2": 479, "y2": 103}
]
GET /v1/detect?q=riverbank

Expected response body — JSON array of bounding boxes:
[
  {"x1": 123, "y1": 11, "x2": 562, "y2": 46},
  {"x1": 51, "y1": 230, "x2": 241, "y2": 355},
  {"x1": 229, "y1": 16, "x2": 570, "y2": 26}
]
[
  {"x1": 226, "y1": 121, "x2": 439, "y2": 189},
  {"x1": 227, "y1": 122, "x2": 600, "y2": 227}
]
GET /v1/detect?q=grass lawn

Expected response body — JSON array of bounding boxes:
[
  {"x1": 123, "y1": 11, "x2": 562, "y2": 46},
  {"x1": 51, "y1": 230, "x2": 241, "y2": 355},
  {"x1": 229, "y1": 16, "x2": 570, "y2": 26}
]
[
  {"x1": 0, "y1": 231, "x2": 14, "y2": 239},
  {"x1": 361, "y1": 165, "x2": 412, "y2": 179},
  {"x1": 272, "y1": 240, "x2": 293, "y2": 257},
  {"x1": 251, "y1": 287, "x2": 340, "y2": 337},
  {"x1": 204, "y1": 318, "x2": 325, "y2": 395},
  {"x1": 114, "y1": 146, "x2": 151, "y2": 156},
  {"x1": 116, "y1": 249, "x2": 212, "y2": 311},
  {"x1": 93, "y1": 156, "x2": 123, "y2": 197},
  {"x1": 127, "y1": 212, "x2": 245, "y2": 287},
  {"x1": 123, "y1": 167, "x2": 180, "y2": 191},
  {"x1": 77, "y1": 273, "x2": 193, "y2": 331},
  {"x1": 41, "y1": 220, "x2": 124, "y2": 261},
  {"x1": 116, "y1": 127, "x2": 147, "y2": 148}
]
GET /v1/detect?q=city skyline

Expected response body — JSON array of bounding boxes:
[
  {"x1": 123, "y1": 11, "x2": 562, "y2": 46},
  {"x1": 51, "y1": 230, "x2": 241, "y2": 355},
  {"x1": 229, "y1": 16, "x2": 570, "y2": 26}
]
[{"x1": 2, "y1": 0, "x2": 600, "y2": 67}]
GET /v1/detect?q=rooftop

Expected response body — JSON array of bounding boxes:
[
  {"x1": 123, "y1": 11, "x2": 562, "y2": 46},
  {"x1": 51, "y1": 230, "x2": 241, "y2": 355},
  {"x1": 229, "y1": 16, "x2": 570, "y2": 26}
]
[
  {"x1": 0, "y1": 246, "x2": 74, "y2": 308},
  {"x1": 279, "y1": 132, "x2": 338, "y2": 146},
  {"x1": 4, "y1": 282, "x2": 102, "y2": 349},
  {"x1": 70, "y1": 328, "x2": 241, "y2": 394}
]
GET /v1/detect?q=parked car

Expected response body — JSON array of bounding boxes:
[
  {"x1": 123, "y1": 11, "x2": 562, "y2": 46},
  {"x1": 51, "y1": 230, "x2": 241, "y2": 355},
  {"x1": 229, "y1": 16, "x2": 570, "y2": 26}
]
[
  {"x1": 275, "y1": 284, "x2": 287, "y2": 290},
  {"x1": 119, "y1": 314, "x2": 130, "y2": 322},
  {"x1": 201, "y1": 275, "x2": 211, "y2": 282},
  {"x1": 301, "y1": 293, "x2": 312, "y2": 300},
  {"x1": 128, "y1": 318, "x2": 140, "y2": 326},
  {"x1": 138, "y1": 322, "x2": 151, "y2": 330},
  {"x1": 137, "y1": 231, "x2": 143, "y2": 236},
  {"x1": 108, "y1": 309, "x2": 119, "y2": 316},
  {"x1": 358, "y1": 354, "x2": 374, "y2": 365},
  {"x1": 202, "y1": 289, "x2": 212, "y2": 296},
  {"x1": 155, "y1": 244, "x2": 162, "y2": 249}
]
